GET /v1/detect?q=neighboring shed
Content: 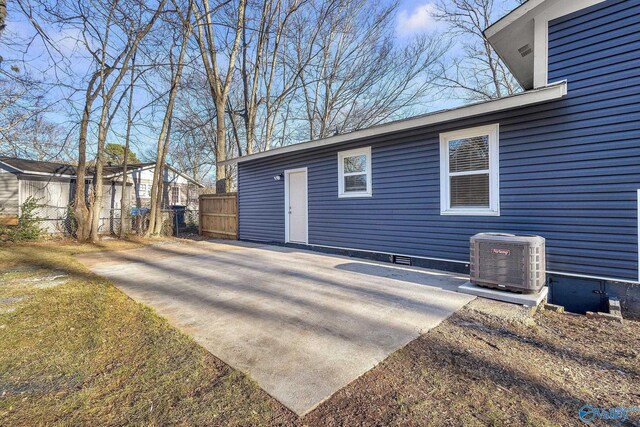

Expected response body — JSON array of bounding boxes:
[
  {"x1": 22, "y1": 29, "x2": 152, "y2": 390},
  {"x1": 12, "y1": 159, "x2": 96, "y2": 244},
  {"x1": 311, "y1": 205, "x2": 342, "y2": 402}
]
[
  {"x1": 0, "y1": 158, "x2": 133, "y2": 234},
  {"x1": 0, "y1": 157, "x2": 204, "y2": 235},
  {"x1": 127, "y1": 164, "x2": 204, "y2": 210},
  {"x1": 0, "y1": 166, "x2": 19, "y2": 224}
]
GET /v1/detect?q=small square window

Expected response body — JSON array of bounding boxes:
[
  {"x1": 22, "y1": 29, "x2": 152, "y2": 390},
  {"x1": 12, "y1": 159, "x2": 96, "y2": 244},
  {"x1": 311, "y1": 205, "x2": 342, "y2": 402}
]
[
  {"x1": 338, "y1": 147, "x2": 372, "y2": 198},
  {"x1": 440, "y1": 124, "x2": 499, "y2": 216}
]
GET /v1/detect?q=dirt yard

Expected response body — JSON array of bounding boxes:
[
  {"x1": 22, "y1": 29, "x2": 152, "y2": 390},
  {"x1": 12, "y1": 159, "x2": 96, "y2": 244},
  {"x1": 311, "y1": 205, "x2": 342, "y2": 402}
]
[
  {"x1": 1, "y1": 240, "x2": 639, "y2": 426},
  {"x1": 305, "y1": 301, "x2": 640, "y2": 426}
]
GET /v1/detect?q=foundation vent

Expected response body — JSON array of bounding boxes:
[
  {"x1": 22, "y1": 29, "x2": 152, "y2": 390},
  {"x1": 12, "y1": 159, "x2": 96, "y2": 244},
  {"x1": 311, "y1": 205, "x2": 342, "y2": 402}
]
[{"x1": 392, "y1": 255, "x2": 412, "y2": 266}]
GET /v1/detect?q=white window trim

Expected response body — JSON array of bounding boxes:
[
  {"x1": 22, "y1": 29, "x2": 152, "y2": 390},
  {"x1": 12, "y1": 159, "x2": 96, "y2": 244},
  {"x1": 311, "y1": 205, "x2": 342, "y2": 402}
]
[
  {"x1": 440, "y1": 124, "x2": 500, "y2": 216},
  {"x1": 337, "y1": 146, "x2": 372, "y2": 198}
]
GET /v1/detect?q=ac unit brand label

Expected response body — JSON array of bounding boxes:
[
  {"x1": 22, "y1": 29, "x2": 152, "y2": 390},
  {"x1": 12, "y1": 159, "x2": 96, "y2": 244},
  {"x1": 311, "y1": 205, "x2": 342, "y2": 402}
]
[{"x1": 491, "y1": 248, "x2": 511, "y2": 256}]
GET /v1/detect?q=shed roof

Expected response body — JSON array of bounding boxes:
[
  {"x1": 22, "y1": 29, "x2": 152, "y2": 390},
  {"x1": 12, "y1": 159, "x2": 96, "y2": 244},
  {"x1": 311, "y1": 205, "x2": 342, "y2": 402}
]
[
  {"x1": 0, "y1": 157, "x2": 155, "y2": 177},
  {"x1": 0, "y1": 157, "x2": 203, "y2": 187},
  {"x1": 0, "y1": 157, "x2": 78, "y2": 176}
]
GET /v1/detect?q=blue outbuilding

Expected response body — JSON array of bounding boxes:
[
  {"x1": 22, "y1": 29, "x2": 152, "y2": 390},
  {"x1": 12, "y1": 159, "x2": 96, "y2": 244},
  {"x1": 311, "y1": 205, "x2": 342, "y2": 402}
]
[{"x1": 222, "y1": 0, "x2": 640, "y2": 316}]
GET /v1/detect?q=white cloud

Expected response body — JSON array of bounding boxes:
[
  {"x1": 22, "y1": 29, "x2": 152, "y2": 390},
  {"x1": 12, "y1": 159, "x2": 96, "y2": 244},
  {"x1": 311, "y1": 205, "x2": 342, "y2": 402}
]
[
  {"x1": 396, "y1": 2, "x2": 440, "y2": 37},
  {"x1": 52, "y1": 28, "x2": 85, "y2": 55}
]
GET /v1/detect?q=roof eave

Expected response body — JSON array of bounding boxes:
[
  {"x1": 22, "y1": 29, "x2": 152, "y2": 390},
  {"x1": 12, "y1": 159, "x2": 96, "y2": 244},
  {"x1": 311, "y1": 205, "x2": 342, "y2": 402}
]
[
  {"x1": 107, "y1": 163, "x2": 205, "y2": 188},
  {"x1": 220, "y1": 81, "x2": 567, "y2": 166},
  {"x1": 484, "y1": 0, "x2": 544, "y2": 39}
]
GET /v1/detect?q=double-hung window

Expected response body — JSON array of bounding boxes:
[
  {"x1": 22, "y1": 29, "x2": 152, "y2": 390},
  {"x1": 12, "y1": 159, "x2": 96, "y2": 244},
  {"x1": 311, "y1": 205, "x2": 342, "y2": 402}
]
[
  {"x1": 440, "y1": 124, "x2": 499, "y2": 216},
  {"x1": 139, "y1": 183, "x2": 151, "y2": 198},
  {"x1": 338, "y1": 147, "x2": 372, "y2": 197},
  {"x1": 171, "y1": 187, "x2": 181, "y2": 205}
]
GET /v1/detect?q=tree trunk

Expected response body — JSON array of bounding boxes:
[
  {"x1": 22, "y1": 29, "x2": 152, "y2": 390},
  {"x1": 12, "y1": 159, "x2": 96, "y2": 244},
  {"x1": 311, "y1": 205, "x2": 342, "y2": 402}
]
[
  {"x1": 119, "y1": 54, "x2": 136, "y2": 239},
  {"x1": 153, "y1": 125, "x2": 171, "y2": 235},
  {"x1": 0, "y1": 0, "x2": 7, "y2": 34},
  {"x1": 89, "y1": 99, "x2": 110, "y2": 243},
  {"x1": 214, "y1": 99, "x2": 227, "y2": 193},
  {"x1": 190, "y1": 0, "x2": 245, "y2": 192},
  {"x1": 146, "y1": 15, "x2": 191, "y2": 236},
  {"x1": 74, "y1": 96, "x2": 94, "y2": 242}
]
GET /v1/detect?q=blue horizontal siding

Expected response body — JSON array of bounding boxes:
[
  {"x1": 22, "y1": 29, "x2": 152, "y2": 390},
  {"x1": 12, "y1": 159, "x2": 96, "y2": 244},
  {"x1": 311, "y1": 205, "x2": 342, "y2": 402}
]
[{"x1": 238, "y1": 0, "x2": 640, "y2": 282}]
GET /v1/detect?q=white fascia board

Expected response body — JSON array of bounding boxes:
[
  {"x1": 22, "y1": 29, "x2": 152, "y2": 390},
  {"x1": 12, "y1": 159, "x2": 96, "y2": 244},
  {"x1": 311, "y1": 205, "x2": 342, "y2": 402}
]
[
  {"x1": 484, "y1": 0, "x2": 547, "y2": 39},
  {"x1": 164, "y1": 164, "x2": 205, "y2": 187},
  {"x1": 103, "y1": 163, "x2": 152, "y2": 179},
  {"x1": 487, "y1": 0, "x2": 607, "y2": 89},
  {"x1": 485, "y1": 0, "x2": 606, "y2": 39},
  {"x1": 221, "y1": 81, "x2": 567, "y2": 166}
]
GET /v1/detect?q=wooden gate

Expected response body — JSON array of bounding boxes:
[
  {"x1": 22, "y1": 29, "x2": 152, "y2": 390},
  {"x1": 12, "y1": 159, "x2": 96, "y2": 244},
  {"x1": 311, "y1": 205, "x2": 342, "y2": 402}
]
[{"x1": 199, "y1": 193, "x2": 238, "y2": 239}]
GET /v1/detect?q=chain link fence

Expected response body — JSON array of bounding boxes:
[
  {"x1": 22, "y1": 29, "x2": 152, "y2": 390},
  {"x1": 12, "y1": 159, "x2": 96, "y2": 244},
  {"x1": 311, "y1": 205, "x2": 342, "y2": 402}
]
[
  {"x1": 128, "y1": 206, "x2": 200, "y2": 237},
  {"x1": 31, "y1": 205, "x2": 200, "y2": 237}
]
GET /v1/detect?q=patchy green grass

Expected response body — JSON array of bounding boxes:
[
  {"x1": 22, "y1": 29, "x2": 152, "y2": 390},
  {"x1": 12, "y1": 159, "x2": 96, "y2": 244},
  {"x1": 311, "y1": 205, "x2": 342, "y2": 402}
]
[{"x1": 0, "y1": 240, "x2": 295, "y2": 426}]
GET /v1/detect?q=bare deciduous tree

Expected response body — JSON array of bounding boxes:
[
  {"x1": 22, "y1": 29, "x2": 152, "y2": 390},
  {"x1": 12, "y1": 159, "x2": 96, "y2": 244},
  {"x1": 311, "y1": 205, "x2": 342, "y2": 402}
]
[
  {"x1": 188, "y1": 0, "x2": 246, "y2": 192},
  {"x1": 291, "y1": 0, "x2": 446, "y2": 141},
  {"x1": 146, "y1": 0, "x2": 193, "y2": 236},
  {"x1": 119, "y1": 53, "x2": 137, "y2": 239},
  {"x1": 89, "y1": 0, "x2": 168, "y2": 242},
  {"x1": 435, "y1": 0, "x2": 519, "y2": 100},
  {"x1": 239, "y1": 0, "x2": 306, "y2": 155},
  {"x1": 44, "y1": 0, "x2": 167, "y2": 241}
]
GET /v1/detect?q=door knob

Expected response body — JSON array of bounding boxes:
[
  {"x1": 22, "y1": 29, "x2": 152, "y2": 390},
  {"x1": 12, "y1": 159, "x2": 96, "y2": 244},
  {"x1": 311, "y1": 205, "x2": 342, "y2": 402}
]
[{"x1": 288, "y1": 207, "x2": 292, "y2": 214}]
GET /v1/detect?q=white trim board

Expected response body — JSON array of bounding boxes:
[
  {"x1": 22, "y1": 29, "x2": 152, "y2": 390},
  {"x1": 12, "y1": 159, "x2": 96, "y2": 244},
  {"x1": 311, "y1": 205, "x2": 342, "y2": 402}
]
[
  {"x1": 305, "y1": 243, "x2": 470, "y2": 266},
  {"x1": 485, "y1": 0, "x2": 607, "y2": 89},
  {"x1": 0, "y1": 160, "x2": 204, "y2": 187},
  {"x1": 220, "y1": 82, "x2": 567, "y2": 166},
  {"x1": 532, "y1": 0, "x2": 606, "y2": 88}
]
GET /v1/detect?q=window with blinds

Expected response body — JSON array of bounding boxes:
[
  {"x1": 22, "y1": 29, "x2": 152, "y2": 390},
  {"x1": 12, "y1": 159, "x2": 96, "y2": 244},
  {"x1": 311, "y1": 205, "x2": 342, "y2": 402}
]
[{"x1": 440, "y1": 124, "x2": 499, "y2": 216}]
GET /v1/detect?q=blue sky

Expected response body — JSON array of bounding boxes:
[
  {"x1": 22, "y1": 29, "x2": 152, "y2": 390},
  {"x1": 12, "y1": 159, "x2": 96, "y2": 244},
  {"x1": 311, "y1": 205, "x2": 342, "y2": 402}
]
[
  {"x1": 1, "y1": 0, "x2": 521, "y2": 163},
  {"x1": 396, "y1": 1, "x2": 444, "y2": 37}
]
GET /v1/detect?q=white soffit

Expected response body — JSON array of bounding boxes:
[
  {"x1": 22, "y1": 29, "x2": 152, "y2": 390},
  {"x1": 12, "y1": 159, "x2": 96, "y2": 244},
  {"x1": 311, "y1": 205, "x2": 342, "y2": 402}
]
[{"x1": 485, "y1": 0, "x2": 607, "y2": 90}]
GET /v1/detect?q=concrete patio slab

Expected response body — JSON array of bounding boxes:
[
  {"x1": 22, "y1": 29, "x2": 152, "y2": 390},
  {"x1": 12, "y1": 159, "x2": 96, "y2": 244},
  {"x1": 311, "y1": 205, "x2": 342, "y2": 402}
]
[
  {"x1": 77, "y1": 240, "x2": 474, "y2": 416},
  {"x1": 458, "y1": 281, "x2": 548, "y2": 307}
]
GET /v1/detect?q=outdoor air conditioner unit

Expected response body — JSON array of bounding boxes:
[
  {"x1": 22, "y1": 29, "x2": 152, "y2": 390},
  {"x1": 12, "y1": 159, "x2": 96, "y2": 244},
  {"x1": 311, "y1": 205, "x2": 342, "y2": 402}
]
[{"x1": 470, "y1": 233, "x2": 546, "y2": 294}]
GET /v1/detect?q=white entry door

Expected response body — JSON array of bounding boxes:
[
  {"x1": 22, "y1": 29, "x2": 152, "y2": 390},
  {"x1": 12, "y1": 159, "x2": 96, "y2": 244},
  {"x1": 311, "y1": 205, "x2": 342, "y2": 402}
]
[{"x1": 285, "y1": 168, "x2": 308, "y2": 244}]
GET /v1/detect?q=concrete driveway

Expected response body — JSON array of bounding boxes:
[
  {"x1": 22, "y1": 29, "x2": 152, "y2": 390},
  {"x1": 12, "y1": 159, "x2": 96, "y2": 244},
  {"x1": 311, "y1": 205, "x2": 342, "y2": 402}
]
[{"x1": 78, "y1": 240, "x2": 474, "y2": 415}]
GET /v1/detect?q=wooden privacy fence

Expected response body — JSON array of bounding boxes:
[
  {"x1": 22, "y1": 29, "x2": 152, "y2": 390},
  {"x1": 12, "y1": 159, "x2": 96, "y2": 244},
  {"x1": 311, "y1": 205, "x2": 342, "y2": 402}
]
[{"x1": 199, "y1": 193, "x2": 238, "y2": 239}]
